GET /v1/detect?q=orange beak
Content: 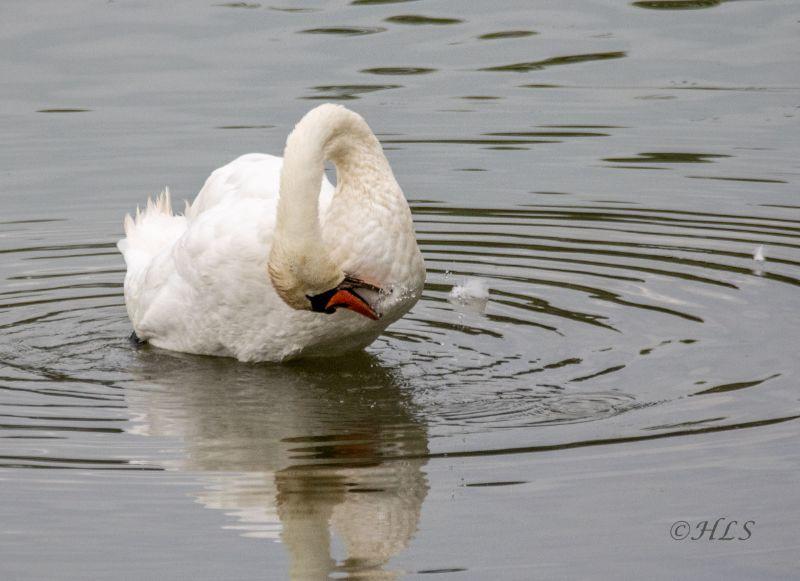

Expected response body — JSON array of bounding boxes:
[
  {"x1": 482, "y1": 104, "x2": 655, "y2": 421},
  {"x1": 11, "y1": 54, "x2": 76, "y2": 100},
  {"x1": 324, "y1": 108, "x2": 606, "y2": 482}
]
[{"x1": 325, "y1": 289, "x2": 380, "y2": 320}]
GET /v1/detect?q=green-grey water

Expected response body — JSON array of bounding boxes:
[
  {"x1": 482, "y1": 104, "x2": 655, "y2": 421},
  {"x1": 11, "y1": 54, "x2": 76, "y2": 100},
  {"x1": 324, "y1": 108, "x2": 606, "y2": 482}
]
[{"x1": 1, "y1": 0, "x2": 799, "y2": 579}]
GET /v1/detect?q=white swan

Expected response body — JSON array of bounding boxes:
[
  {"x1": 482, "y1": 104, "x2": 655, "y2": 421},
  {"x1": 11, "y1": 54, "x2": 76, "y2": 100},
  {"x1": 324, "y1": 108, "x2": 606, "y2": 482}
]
[{"x1": 117, "y1": 104, "x2": 425, "y2": 362}]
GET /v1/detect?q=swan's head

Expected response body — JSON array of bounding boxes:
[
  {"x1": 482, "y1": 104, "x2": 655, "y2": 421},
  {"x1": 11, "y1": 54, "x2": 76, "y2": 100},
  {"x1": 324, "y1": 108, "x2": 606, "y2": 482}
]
[{"x1": 268, "y1": 245, "x2": 381, "y2": 320}]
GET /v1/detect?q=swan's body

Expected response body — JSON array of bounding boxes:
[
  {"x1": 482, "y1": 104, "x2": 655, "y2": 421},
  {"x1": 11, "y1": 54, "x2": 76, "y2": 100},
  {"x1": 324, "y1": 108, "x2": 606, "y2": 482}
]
[{"x1": 117, "y1": 104, "x2": 425, "y2": 362}]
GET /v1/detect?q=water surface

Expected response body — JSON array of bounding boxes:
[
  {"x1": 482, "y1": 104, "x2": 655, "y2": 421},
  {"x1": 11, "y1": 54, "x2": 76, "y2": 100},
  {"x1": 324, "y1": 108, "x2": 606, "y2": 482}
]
[{"x1": 1, "y1": 0, "x2": 799, "y2": 579}]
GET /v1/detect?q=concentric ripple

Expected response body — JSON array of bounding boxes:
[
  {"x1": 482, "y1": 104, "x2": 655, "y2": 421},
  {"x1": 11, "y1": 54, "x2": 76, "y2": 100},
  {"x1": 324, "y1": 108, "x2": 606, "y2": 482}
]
[
  {"x1": 370, "y1": 200, "x2": 800, "y2": 444},
  {"x1": 2, "y1": 198, "x2": 799, "y2": 467},
  {"x1": 2, "y1": 0, "x2": 799, "y2": 576}
]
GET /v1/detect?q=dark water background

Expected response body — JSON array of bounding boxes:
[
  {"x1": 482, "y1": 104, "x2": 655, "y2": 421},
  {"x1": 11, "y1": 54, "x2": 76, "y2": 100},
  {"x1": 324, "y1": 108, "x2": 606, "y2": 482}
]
[{"x1": 1, "y1": 0, "x2": 799, "y2": 579}]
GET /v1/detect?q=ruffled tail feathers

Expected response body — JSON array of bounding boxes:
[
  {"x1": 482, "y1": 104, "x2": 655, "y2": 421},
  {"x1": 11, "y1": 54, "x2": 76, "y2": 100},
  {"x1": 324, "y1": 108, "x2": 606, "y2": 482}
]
[
  {"x1": 118, "y1": 188, "x2": 189, "y2": 268},
  {"x1": 122, "y1": 188, "x2": 186, "y2": 235}
]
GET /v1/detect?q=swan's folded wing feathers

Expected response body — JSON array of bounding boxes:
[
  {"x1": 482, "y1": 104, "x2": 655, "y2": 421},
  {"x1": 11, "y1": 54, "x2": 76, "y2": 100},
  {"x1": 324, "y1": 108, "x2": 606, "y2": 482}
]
[
  {"x1": 147, "y1": 198, "x2": 280, "y2": 353},
  {"x1": 186, "y1": 153, "x2": 335, "y2": 221},
  {"x1": 187, "y1": 154, "x2": 284, "y2": 220}
]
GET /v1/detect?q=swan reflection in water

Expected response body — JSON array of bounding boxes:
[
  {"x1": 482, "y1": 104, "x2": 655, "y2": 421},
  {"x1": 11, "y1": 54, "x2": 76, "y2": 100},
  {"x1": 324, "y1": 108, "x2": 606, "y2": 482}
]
[{"x1": 126, "y1": 350, "x2": 429, "y2": 580}]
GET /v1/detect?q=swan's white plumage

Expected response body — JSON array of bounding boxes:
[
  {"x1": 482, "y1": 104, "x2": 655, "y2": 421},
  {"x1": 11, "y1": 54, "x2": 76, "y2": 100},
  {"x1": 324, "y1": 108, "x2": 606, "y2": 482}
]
[{"x1": 118, "y1": 105, "x2": 425, "y2": 362}]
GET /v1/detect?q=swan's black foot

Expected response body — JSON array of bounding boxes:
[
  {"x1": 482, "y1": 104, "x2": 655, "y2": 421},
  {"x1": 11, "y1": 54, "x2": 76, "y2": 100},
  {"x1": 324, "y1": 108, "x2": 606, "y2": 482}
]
[{"x1": 129, "y1": 331, "x2": 147, "y2": 347}]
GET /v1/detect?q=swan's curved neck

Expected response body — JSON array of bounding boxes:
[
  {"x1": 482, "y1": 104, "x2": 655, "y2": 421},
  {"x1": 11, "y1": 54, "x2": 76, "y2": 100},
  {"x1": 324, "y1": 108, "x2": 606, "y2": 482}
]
[
  {"x1": 268, "y1": 104, "x2": 391, "y2": 309},
  {"x1": 275, "y1": 104, "x2": 388, "y2": 242}
]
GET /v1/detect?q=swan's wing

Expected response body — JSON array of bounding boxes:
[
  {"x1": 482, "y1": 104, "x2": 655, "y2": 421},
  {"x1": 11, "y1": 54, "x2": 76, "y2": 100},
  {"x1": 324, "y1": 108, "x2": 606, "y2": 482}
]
[
  {"x1": 186, "y1": 153, "x2": 335, "y2": 221},
  {"x1": 118, "y1": 153, "x2": 335, "y2": 351},
  {"x1": 186, "y1": 154, "x2": 282, "y2": 220},
  {"x1": 132, "y1": 197, "x2": 281, "y2": 352}
]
